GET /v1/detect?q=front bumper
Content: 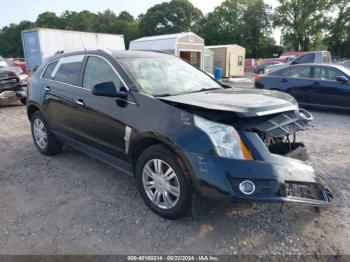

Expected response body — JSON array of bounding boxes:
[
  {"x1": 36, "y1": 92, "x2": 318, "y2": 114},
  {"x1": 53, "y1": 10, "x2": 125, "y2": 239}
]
[
  {"x1": 184, "y1": 151, "x2": 332, "y2": 207},
  {"x1": 0, "y1": 86, "x2": 26, "y2": 105}
]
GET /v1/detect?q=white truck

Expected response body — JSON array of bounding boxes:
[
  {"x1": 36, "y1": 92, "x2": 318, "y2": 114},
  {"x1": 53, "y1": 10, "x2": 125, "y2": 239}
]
[{"x1": 22, "y1": 28, "x2": 125, "y2": 72}]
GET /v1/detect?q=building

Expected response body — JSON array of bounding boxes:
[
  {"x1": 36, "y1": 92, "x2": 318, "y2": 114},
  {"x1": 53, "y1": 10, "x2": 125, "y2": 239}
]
[
  {"x1": 129, "y1": 32, "x2": 205, "y2": 70},
  {"x1": 207, "y1": 44, "x2": 246, "y2": 77}
]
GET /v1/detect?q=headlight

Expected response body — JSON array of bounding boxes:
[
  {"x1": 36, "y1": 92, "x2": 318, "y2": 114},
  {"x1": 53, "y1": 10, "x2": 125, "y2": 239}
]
[
  {"x1": 194, "y1": 116, "x2": 253, "y2": 160},
  {"x1": 18, "y1": 74, "x2": 28, "y2": 85}
]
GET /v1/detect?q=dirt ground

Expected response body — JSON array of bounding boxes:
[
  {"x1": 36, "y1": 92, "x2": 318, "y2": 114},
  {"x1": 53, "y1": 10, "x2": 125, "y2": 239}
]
[{"x1": 0, "y1": 103, "x2": 349, "y2": 256}]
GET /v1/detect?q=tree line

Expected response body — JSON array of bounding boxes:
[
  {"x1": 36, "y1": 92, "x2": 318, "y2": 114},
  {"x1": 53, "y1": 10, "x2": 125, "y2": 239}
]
[{"x1": 0, "y1": 0, "x2": 349, "y2": 59}]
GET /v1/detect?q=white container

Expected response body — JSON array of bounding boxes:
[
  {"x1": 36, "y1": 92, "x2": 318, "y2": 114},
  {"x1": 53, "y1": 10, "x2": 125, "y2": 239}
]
[{"x1": 22, "y1": 28, "x2": 125, "y2": 70}]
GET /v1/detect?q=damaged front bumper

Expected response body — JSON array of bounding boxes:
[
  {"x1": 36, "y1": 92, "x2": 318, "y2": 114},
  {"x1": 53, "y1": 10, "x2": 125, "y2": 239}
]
[
  {"x1": 0, "y1": 86, "x2": 26, "y2": 105},
  {"x1": 184, "y1": 144, "x2": 332, "y2": 207}
]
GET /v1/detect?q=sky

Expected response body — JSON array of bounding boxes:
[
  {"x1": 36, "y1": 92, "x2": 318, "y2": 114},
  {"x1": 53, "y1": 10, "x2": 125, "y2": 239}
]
[{"x1": 0, "y1": 0, "x2": 281, "y2": 43}]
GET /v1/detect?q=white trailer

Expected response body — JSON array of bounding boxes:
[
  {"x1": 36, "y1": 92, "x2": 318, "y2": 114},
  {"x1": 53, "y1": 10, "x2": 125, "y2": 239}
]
[{"x1": 22, "y1": 28, "x2": 125, "y2": 71}]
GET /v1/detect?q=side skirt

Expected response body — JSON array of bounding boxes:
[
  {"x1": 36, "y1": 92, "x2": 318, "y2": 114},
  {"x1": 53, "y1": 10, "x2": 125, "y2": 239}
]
[{"x1": 54, "y1": 132, "x2": 134, "y2": 177}]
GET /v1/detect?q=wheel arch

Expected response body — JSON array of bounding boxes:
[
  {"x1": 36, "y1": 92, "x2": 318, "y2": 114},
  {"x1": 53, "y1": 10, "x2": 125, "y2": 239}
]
[
  {"x1": 27, "y1": 103, "x2": 41, "y2": 121},
  {"x1": 129, "y1": 133, "x2": 200, "y2": 193}
]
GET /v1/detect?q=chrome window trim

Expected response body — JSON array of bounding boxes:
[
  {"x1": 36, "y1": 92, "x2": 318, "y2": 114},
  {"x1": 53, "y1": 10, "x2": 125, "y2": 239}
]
[{"x1": 40, "y1": 53, "x2": 130, "y2": 92}]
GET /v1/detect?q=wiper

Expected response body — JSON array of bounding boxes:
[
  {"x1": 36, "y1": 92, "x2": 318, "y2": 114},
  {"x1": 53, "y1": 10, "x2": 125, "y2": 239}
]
[
  {"x1": 185, "y1": 87, "x2": 222, "y2": 94},
  {"x1": 153, "y1": 93, "x2": 174, "y2": 97}
]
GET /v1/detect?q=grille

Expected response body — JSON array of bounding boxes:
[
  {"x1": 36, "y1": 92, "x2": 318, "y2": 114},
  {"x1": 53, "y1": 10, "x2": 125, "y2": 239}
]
[
  {"x1": 0, "y1": 76, "x2": 18, "y2": 89},
  {"x1": 254, "y1": 111, "x2": 309, "y2": 138},
  {"x1": 282, "y1": 182, "x2": 322, "y2": 200}
]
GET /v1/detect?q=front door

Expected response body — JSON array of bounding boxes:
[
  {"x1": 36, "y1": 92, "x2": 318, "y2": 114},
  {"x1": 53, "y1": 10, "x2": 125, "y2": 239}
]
[
  {"x1": 279, "y1": 65, "x2": 314, "y2": 104},
  {"x1": 311, "y1": 66, "x2": 350, "y2": 108},
  {"x1": 72, "y1": 55, "x2": 130, "y2": 161}
]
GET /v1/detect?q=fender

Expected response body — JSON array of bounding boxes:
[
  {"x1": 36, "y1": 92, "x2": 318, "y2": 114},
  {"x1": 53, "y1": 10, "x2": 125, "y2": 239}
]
[{"x1": 128, "y1": 131, "x2": 202, "y2": 194}]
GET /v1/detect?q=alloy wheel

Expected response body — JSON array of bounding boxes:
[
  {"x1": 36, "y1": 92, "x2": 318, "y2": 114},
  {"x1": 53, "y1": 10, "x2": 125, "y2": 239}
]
[
  {"x1": 33, "y1": 118, "x2": 48, "y2": 149},
  {"x1": 142, "y1": 159, "x2": 181, "y2": 210}
]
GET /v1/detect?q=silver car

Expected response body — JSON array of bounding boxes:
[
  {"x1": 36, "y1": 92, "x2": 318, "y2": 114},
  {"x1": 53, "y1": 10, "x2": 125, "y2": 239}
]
[{"x1": 264, "y1": 51, "x2": 332, "y2": 74}]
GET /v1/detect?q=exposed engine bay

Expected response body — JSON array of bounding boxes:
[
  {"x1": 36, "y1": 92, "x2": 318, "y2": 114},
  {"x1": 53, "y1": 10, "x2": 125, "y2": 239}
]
[{"x1": 246, "y1": 109, "x2": 313, "y2": 160}]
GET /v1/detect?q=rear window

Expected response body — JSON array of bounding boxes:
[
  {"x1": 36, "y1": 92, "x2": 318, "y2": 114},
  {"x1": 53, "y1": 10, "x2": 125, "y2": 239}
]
[
  {"x1": 285, "y1": 66, "x2": 311, "y2": 78},
  {"x1": 294, "y1": 53, "x2": 315, "y2": 64},
  {"x1": 53, "y1": 56, "x2": 84, "y2": 86}
]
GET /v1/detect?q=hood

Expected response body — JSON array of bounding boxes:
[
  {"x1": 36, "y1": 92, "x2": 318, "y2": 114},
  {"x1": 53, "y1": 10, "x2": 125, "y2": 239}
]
[{"x1": 159, "y1": 88, "x2": 298, "y2": 117}]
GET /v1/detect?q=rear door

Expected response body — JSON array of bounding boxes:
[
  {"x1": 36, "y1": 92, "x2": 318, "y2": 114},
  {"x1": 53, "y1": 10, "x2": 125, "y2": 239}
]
[
  {"x1": 310, "y1": 66, "x2": 350, "y2": 108},
  {"x1": 72, "y1": 55, "x2": 129, "y2": 161},
  {"x1": 279, "y1": 66, "x2": 314, "y2": 104},
  {"x1": 42, "y1": 55, "x2": 84, "y2": 139}
]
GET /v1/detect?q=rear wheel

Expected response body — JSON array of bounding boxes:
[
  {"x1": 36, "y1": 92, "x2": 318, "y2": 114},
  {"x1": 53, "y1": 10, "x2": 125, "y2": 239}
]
[
  {"x1": 31, "y1": 111, "x2": 63, "y2": 155},
  {"x1": 135, "y1": 144, "x2": 192, "y2": 219}
]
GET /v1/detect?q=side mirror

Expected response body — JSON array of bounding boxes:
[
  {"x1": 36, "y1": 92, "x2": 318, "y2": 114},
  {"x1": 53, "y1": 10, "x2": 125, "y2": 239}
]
[
  {"x1": 336, "y1": 76, "x2": 348, "y2": 84},
  {"x1": 92, "y1": 82, "x2": 128, "y2": 98}
]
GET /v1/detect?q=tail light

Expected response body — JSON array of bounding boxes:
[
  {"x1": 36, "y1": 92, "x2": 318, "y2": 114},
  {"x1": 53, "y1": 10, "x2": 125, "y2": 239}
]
[{"x1": 254, "y1": 75, "x2": 261, "y2": 84}]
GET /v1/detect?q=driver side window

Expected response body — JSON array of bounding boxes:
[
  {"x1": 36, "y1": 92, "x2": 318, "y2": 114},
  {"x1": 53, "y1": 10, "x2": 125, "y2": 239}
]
[{"x1": 83, "y1": 56, "x2": 122, "y2": 91}]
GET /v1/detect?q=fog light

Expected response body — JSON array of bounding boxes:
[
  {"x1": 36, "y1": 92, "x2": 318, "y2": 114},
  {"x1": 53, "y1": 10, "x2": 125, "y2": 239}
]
[{"x1": 239, "y1": 180, "x2": 255, "y2": 195}]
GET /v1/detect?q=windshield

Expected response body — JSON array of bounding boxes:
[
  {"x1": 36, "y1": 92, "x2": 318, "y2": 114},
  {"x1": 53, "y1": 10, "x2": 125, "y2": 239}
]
[{"x1": 118, "y1": 57, "x2": 223, "y2": 96}]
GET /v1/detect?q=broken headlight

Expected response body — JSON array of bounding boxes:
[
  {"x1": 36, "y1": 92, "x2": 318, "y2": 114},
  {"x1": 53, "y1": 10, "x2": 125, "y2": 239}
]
[{"x1": 194, "y1": 116, "x2": 253, "y2": 160}]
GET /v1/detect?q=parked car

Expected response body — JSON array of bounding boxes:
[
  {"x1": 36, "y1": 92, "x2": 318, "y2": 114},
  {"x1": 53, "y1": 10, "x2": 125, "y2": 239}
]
[
  {"x1": 255, "y1": 64, "x2": 350, "y2": 110},
  {"x1": 264, "y1": 51, "x2": 332, "y2": 74},
  {"x1": 342, "y1": 60, "x2": 350, "y2": 69},
  {"x1": 0, "y1": 55, "x2": 28, "y2": 105},
  {"x1": 253, "y1": 61, "x2": 284, "y2": 74},
  {"x1": 27, "y1": 50, "x2": 332, "y2": 219}
]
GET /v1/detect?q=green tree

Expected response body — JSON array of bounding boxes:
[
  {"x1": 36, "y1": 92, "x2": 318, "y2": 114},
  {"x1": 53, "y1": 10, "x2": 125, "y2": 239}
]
[
  {"x1": 200, "y1": 0, "x2": 274, "y2": 58},
  {"x1": 273, "y1": 0, "x2": 328, "y2": 51},
  {"x1": 35, "y1": 12, "x2": 63, "y2": 29},
  {"x1": 0, "y1": 21, "x2": 34, "y2": 57},
  {"x1": 324, "y1": 0, "x2": 350, "y2": 57},
  {"x1": 139, "y1": 0, "x2": 203, "y2": 36}
]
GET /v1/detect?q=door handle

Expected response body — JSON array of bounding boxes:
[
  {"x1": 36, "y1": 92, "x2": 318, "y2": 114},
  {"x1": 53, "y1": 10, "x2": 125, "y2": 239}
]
[
  {"x1": 44, "y1": 86, "x2": 51, "y2": 92},
  {"x1": 281, "y1": 78, "x2": 288, "y2": 83},
  {"x1": 74, "y1": 99, "x2": 85, "y2": 107}
]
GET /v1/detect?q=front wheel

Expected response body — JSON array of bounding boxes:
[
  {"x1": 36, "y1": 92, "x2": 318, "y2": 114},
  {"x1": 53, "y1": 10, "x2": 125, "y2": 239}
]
[{"x1": 135, "y1": 145, "x2": 192, "y2": 219}]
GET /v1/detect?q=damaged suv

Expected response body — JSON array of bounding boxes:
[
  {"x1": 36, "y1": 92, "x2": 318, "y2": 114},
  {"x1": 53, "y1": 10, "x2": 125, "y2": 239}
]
[{"x1": 27, "y1": 50, "x2": 332, "y2": 219}]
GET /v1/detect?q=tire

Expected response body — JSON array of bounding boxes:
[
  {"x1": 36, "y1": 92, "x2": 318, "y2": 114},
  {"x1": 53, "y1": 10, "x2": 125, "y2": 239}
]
[
  {"x1": 31, "y1": 111, "x2": 63, "y2": 155},
  {"x1": 135, "y1": 144, "x2": 192, "y2": 219},
  {"x1": 20, "y1": 97, "x2": 27, "y2": 105}
]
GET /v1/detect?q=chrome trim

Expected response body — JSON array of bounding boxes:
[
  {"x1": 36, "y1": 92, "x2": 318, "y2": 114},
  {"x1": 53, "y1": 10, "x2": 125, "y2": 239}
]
[
  {"x1": 40, "y1": 53, "x2": 131, "y2": 92},
  {"x1": 255, "y1": 105, "x2": 298, "y2": 116},
  {"x1": 124, "y1": 126, "x2": 132, "y2": 154},
  {"x1": 74, "y1": 99, "x2": 85, "y2": 106},
  {"x1": 239, "y1": 180, "x2": 256, "y2": 195}
]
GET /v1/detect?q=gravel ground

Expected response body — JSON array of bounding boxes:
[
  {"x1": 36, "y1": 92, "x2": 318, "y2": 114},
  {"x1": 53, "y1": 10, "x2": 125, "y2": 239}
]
[{"x1": 0, "y1": 103, "x2": 349, "y2": 256}]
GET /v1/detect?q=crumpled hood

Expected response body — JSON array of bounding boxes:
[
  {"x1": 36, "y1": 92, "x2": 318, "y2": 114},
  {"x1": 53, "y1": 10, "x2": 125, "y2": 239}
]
[{"x1": 159, "y1": 88, "x2": 298, "y2": 117}]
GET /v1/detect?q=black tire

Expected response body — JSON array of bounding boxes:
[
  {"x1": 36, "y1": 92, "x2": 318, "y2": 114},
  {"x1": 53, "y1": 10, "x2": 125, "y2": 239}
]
[
  {"x1": 31, "y1": 111, "x2": 63, "y2": 155},
  {"x1": 135, "y1": 144, "x2": 192, "y2": 219},
  {"x1": 20, "y1": 97, "x2": 27, "y2": 105}
]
